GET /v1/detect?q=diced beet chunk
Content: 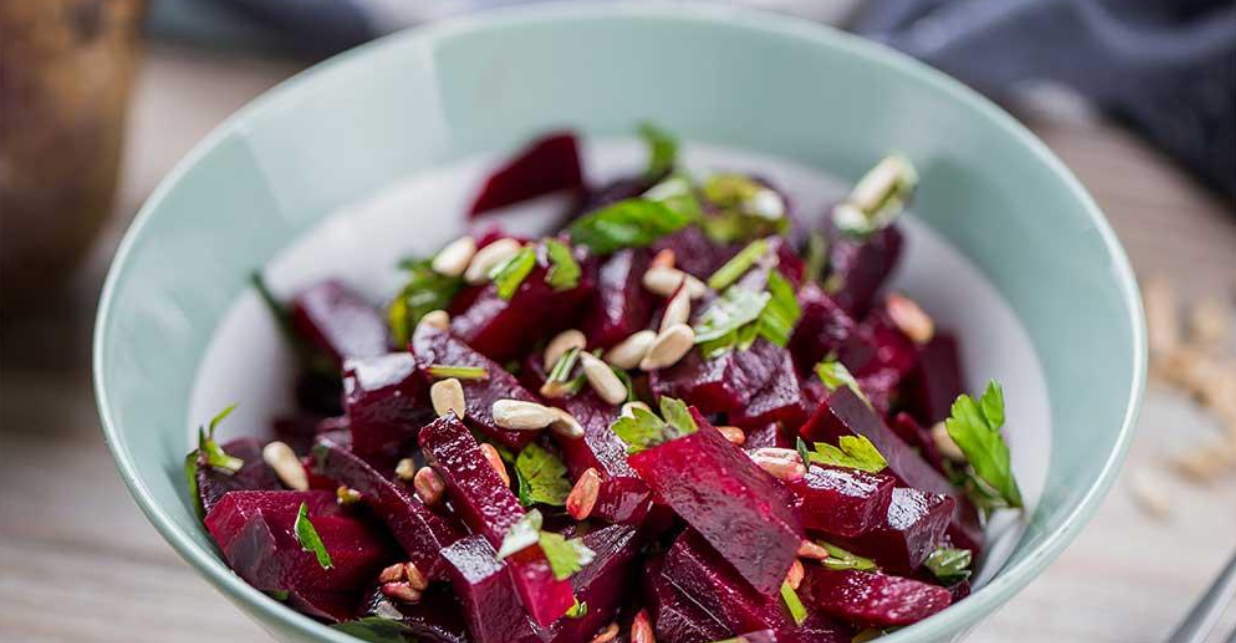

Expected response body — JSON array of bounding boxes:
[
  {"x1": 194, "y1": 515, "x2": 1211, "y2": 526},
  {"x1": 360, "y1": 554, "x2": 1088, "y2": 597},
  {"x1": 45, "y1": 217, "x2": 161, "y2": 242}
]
[
  {"x1": 651, "y1": 226, "x2": 739, "y2": 278},
  {"x1": 312, "y1": 435, "x2": 463, "y2": 579},
  {"x1": 629, "y1": 411, "x2": 804, "y2": 595},
  {"x1": 824, "y1": 222, "x2": 903, "y2": 318},
  {"x1": 469, "y1": 131, "x2": 584, "y2": 217},
  {"x1": 742, "y1": 422, "x2": 793, "y2": 451},
  {"x1": 650, "y1": 348, "x2": 747, "y2": 415},
  {"x1": 343, "y1": 352, "x2": 430, "y2": 458},
  {"x1": 833, "y1": 487, "x2": 954, "y2": 574},
  {"x1": 363, "y1": 584, "x2": 470, "y2": 643},
  {"x1": 728, "y1": 343, "x2": 807, "y2": 430},
  {"x1": 419, "y1": 413, "x2": 575, "y2": 626},
  {"x1": 439, "y1": 535, "x2": 543, "y2": 643},
  {"x1": 660, "y1": 530, "x2": 792, "y2": 633},
  {"x1": 554, "y1": 390, "x2": 651, "y2": 524},
  {"x1": 643, "y1": 557, "x2": 732, "y2": 643},
  {"x1": 789, "y1": 464, "x2": 896, "y2": 538},
  {"x1": 800, "y1": 387, "x2": 984, "y2": 556},
  {"x1": 207, "y1": 490, "x2": 395, "y2": 594},
  {"x1": 903, "y1": 333, "x2": 966, "y2": 426},
  {"x1": 891, "y1": 412, "x2": 947, "y2": 474},
  {"x1": 542, "y1": 524, "x2": 644, "y2": 642},
  {"x1": 790, "y1": 284, "x2": 860, "y2": 373},
  {"x1": 801, "y1": 567, "x2": 951, "y2": 627},
  {"x1": 410, "y1": 324, "x2": 538, "y2": 450},
  {"x1": 195, "y1": 438, "x2": 282, "y2": 516},
  {"x1": 285, "y1": 590, "x2": 360, "y2": 623},
  {"x1": 290, "y1": 279, "x2": 389, "y2": 365},
  {"x1": 582, "y1": 248, "x2": 655, "y2": 348}
]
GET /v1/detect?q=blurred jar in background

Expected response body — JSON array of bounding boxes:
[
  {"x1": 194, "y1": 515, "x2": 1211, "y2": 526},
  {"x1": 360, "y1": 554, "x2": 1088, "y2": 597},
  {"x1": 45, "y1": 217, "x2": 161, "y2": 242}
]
[{"x1": 1, "y1": 0, "x2": 146, "y2": 306}]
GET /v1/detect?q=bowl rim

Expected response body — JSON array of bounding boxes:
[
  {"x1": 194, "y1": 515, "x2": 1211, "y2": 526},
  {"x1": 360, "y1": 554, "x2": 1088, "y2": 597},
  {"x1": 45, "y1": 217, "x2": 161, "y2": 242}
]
[{"x1": 94, "y1": 2, "x2": 1146, "y2": 641}]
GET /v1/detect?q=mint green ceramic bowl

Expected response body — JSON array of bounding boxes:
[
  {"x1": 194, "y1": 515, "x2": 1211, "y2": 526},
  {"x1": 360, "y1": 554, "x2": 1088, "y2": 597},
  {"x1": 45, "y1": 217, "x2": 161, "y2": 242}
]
[{"x1": 94, "y1": 3, "x2": 1144, "y2": 642}]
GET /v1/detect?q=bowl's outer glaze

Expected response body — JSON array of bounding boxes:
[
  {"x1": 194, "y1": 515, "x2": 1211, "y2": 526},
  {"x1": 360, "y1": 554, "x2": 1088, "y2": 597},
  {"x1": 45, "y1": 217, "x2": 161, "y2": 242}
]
[{"x1": 94, "y1": 3, "x2": 1145, "y2": 642}]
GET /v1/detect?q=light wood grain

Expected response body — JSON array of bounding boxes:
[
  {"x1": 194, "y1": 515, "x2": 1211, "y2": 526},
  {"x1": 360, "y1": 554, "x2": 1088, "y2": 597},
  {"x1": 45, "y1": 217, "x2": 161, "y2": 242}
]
[{"x1": 1, "y1": 45, "x2": 1233, "y2": 643}]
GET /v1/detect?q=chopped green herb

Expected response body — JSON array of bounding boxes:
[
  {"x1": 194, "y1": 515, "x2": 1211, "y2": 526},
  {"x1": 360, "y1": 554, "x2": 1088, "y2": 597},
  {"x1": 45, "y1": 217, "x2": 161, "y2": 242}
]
[
  {"x1": 294, "y1": 502, "x2": 334, "y2": 570},
  {"x1": 945, "y1": 380, "x2": 1023, "y2": 512},
  {"x1": 539, "y1": 530, "x2": 596, "y2": 581},
  {"x1": 331, "y1": 617, "x2": 417, "y2": 643},
  {"x1": 611, "y1": 397, "x2": 698, "y2": 454},
  {"x1": 250, "y1": 272, "x2": 295, "y2": 337},
  {"x1": 610, "y1": 363, "x2": 637, "y2": 403},
  {"x1": 497, "y1": 510, "x2": 544, "y2": 560},
  {"x1": 708, "y1": 238, "x2": 769, "y2": 290},
  {"x1": 756, "y1": 271, "x2": 801, "y2": 347},
  {"x1": 184, "y1": 452, "x2": 203, "y2": 518},
  {"x1": 566, "y1": 597, "x2": 589, "y2": 619},
  {"x1": 544, "y1": 239, "x2": 582, "y2": 291},
  {"x1": 806, "y1": 435, "x2": 888, "y2": 473},
  {"x1": 490, "y1": 245, "x2": 537, "y2": 300},
  {"x1": 515, "y1": 443, "x2": 573, "y2": 507},
  {"x1": 833, "y1": 153, "x2": 918, "y2": 238},
  {"x1": 699, "y1": 173, "x2": 789, "y2": 243},
  {"x1": 780, "y1": 581, "x2": 808, "y2": 626},
  {"x1": 196, "y1": 404, "x2": 243, "y2": 474},
  {"x1": 924, "y1": 547, "x2": 973, "y2": 585},
  {"x1": 815, "y1": 359, "x2": 870, "y2": 407},
  {"x1": 852, "y1": 628, "x2": 899, "y2": 643},
  {"x1": 804, "y1": 230, "x2": 829, "y2": 284},
  {"x1": 388, "y1": 257, "x2": 464, "y2": 345},
  {"x1": 703, "y1": 173, "x2": 765, "y2": 208},
  {"x1": 820, "y1": 541, "x2": 878, "y2": 572},
  {"x1": 694, "y1": 286, "x2": 770, "y2": 344},
  {"x1": 547, "y1": 346, "x2": 581, "y2": 383},
  {"x1": 638, "y1": 121, "x2": 678, "y2": 179},
  {"x1": 569, "y1": 198, "x2": 694, "y2": 255},
  {"x1": 796, "y1": 437, "x2": 813, "y2": 469},
  {"x1": 694, "y1": 271, "x2": 800, "y2": 357},
  {"x1": 266, "y1": 589, "x2": 290, "y2": 601},
  {"x1": 658, "y1": 396, "x2": 699, "y2": 435},
  {"x1": 644, "y1": 174, "x2": 704, "y2": 220},
  {"x1": 425, "y1": 364, "x2": 489, "y2": 380}
]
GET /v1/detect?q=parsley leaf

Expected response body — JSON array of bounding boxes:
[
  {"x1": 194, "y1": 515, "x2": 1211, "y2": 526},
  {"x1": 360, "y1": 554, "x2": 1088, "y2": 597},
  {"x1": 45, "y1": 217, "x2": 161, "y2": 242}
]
[
  {"x1": 388, "y1": 257, "x2": 464, "y2": 345},
  {"x1": 924, "y1": 547, "x2": 972, "y2": 585},
  {"x1": 945, "y1": 381, "x2": 1023, "y2": 510},
  {"x1": 425, "y1": 364, "x2": 489, "y2": 380},
  {"x1": 196, "y1": 404, "x2": 243, "y2": 474},
  {"x1": 331, "y1": 618, "x2": 417, "y2": 643},
  {"x1": 780, "y1": 581, "x2": 808, "y2": 626},
  {"x1": 611, "y1": 397, "x2": 699, "y2": 454},
  {"x1": 544, "y1": 239, "x2": 581, "y2": 291},
  {"x1": 294, "y1": 502, "x2": 334, "y2": 570},
  {"x1": 708, "y1": 238, "x2": 769, "y2": 291},
  {"x1": 490, "y1": 245, "x2": 537, "y2": 300},
  {"x1": 569, "y1": 198, "x2": 694, "y2": 255},
  {"x1": 644, "y1": 174, "x2": 703, "y2": 220},
  {"x1": 694, "y1": 287, "x2": 770, "y2": 344},
  {"x1": 815, "y1": 359, "x2": 870, "y2": 407},
  {"x1": 820, "y1": 541, "x2": 878, "y2": 572},
  {"x1": 639, "y1": 121, "x2": 678, "y2": 179},
  {"x1": 757, "y1": 271, "x2": 801, "y2": 347},
  {"x1": 515, "y1": 443, "x2": 573, "y2": 507},
  {"x1": 806, "y1": 435, "x2": 887, "y2": 473},
  {"x1": 496, "y1": 509, "x2": 595, "y2": 581},
  {"x1": 497, "y1": 510, "x2": 544, "y2": 559}
]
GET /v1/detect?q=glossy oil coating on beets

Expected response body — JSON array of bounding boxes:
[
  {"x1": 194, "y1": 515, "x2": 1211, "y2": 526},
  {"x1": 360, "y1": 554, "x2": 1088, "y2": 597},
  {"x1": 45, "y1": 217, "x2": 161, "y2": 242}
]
[
  {"x1": 833, "y1": 487, "x2": 955, "y2": 574},
  {"x1": 343, "y1": 352, "x2": 429, "y2": 458},
  {"x1": 802, "y1": 567, "x2": 952, "y2": 627},
  {"x1": 630, "y1": 411, "x2": 805, "y2": 595},
  {"x1": 290, "y1": 279, "x2": 390, "y2": 365},
  {"x1": 582, "y1": 248, "x2": 655, "y2": 348},
  {"x1": 643, "y1": 557, "x2": 732, "y2": 643},
  {"x1": 903, "y1": 332, "x2": 966, "y2": 426},
  {"x1": 468, "y1": 132, "x2": 584, "y2": 217},
  {"x1": 440, "y1": 535, "x2": 543, "y2": 643},
  {"x1": 789, "y1": 463, "x2": 896, "y2": 538}
]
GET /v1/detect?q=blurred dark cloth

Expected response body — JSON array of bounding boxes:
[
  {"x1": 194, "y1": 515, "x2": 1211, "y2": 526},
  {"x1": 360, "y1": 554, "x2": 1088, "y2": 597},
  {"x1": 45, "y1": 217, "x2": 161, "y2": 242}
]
[{"x1": 855, "y1": 0, "x2": 1236, "y2": 200}]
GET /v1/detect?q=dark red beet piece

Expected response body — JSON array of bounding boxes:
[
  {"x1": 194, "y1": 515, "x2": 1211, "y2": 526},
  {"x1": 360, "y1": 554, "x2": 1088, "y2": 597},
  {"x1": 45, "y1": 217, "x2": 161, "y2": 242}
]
[
  {"x1": 891, "y1": 412, "x2": 946, "y2": 475},
  {"x1": 629, "y1": 411, "x2": 804, "y2": 595},
  {"x1": 312, "y1": 435, "x2": 463, "y2": 579},
  {"x1": 742, "y1": 422, "x2": 794, "y2": 451},
  {"x1": 644, "y1": 557, "x2": 732, "y2": 643},
  {"x1": 833, "y1": 487, "x2": 954, "y2": 574},
  {"x1": 651, "y1": 226, "x2": 739, "y2": 278},
  {"x1": 789, "y1": 464, "x2": 896, "y2": 538},
  {"x1": 824, "y1": 222, "x2": 903, "y2": 318},
  {"x1": 195, "y1": 438, "x2": 281, "y2": 516},
  {"x1": 285, "y1": 590, "x2": 360, "y2": 622},
  {"x1": 439, "y1": 535, "x2": 543, "y2": 643},
  {"x1": 789, "y1": 284, "x2": 860, "y2": 373},
  {"x1": 660, "y1": 530, "x2": 792, "y2": 633},
  {"x1": 410, "y1": 323, "x2": 538, "y2": 450},
  {"x1": 205, "y1": 490, "x2": 339, "y2": 552},
  {"x1": 582, "y1": 248, "x2": 655, "y2": 348},
  {"x1": 209, "y1": 490, "x2": 395, "y2": 594},
  {"x1": 800, "y1": 387, "x2": 984, "y2": 555},
  {"x1": 273, "y1": 415, "x2": 328, "y2": 454},
  {"x1": 903, "y1": 332, "x2": 966, "y2": 426},
  {"x1": 728, "y1": 343, "x2": 807, "y2": 430},
  {"x1": 554, "y1": 390, "x2": 651, "y2": 524},
  {"x1": 542, "y1": 524, "x2": 644, "y2": 642},
  {"x1": 650, "y1": 348, "x2": 748, "y2": 415},
  {"x1": 290, "y1": 279, "x2": 389, "y2": 365},
  {"x1": 419, "y1": 413, "x2": 576, "y2": 626},
  {"x1": 948, "y1": 578, "x2": 972, "y2": 603},
  {"x1": 364, "y1": 584, "x2": 470, "y2": 643},
  {"x1": 801, "y1": 567, "x2": 951, "y2": 627},
  {"x1": 469, "y1": 131, "x2": 584, "y2": 217},
  {"x1": 343, "y1": 352, "x2": 430, "y2": 458}
]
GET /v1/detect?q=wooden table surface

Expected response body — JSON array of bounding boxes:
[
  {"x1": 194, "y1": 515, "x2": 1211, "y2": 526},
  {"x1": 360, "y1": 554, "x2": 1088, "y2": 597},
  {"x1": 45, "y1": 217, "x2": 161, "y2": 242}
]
[{"x1": 2, "y1": 45, "x2": 1234, "y2": 643}]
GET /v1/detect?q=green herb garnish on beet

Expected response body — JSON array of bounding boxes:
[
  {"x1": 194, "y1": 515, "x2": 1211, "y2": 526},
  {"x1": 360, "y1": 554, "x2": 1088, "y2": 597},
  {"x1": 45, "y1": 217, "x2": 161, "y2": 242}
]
[
  {"x1": 820, "y1": 541, "x2": 878, "y2": 572},
  {"x1": 639, "y1": 121, "x2": 678, "y2": 179},
  {"x1": 815, "y1": 359, "x2": 871, "y2": 408},
  {"x1": 565, "y1": 597, "x2": 589, "y2": 619},
  {"x1": 833, "y1": 153, "x2": 918, "y2": 238},
  {"x1": 805, "y1": 434, "x2": 888, "y2": 473},
  {"x1": 612, "y1": 396, "x2": 698, "y2": 455},
  {"x1": 425, "y1": 364, "x2": 490, "y2": 380},
  {"x1": 569, "y1": 198, "x2": 694, "y2": 255},
  {"x1": 756, "y1": 271, "x2": 801, "y2": 347},
  {"x1": 695, "y1": 271, "x2": 800, "y2": 356},
  {"x1": 388, "y1": 256, "x2": 464, "y2": 345},
  {"x1": 699, "y1": 173, "x2": 789, "y2": 243},
  {"x1": 293, "y1": 502, "x2": 334, "y2": 570},
  {"x1": 544, "y1": 238, "x2": 581, "y2": 291},
  {"x1": 924, "y1": 547, "x2": 972, "y2": 585},
  {"x1": 780, "y1": 581, "x2": 809, "y2": 625},
  {"x1": 644, "y1": 174, "x2": 704, "y2": 220},
  {"x1": 490, "y1": 245, "x2": 537, "y2": 300},
  {"x1": 515, "y1": 443, "x2": 573, "y2": 507},
  {"x1": 708, "y1": 238, "x2": 769, "y2": 290},
  {"x1": 196, "y1": 404, "x2": 242, "y2": 474},
  {"x1": 496, "y1": 509, "x2": 595, "y2": 581},
  {"x1": 946, "y1": 380, "x2": 1023, "y2": 512}
]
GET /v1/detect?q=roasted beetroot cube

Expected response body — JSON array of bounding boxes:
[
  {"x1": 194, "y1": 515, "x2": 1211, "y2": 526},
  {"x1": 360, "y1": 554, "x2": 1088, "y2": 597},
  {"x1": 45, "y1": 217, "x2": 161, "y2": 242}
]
[
  {"x1": 469, "y1": 131, "x2": 584, "y2": 217},
  {"x1": 411, "y1": 324, "x2": 538, "y2": 450},
  {"x1": 364, "y1": 584, "x2": 469, "y2": 643},
  {"x1": 205, "y1": 490, "x2": 339, "y2": 552},
  {"x1": 824, "y1": 222, "x2": 903, "y2": 318},
  {"x1": 833, "y1": 487, "x2": 954, "y2": 574},
  {"x1": 555, "y1": 391, "x2": 651, "y2": 524},
  {"x1": 630, "y1": 412, "x2": 804, "y2": 594},
  {"x1": 312, "y1": 435, "x2": 463, "y2": 579},
  {"x1": 800, "y1": 387, "x2": 984, "y2": 555},
  {"x1": 790, "y1": 284, "x2": 860, "y2": 373},
  {"x1": 789, "y1": 464, "x2": 895, "y2": 538},
  {"x1": 661, "y1": 530, "x2": 792, "y2": 633},
  {"x1": 582, "y1": 248, "x2": 655, "y2": 348},
  {"x1": 542, "y1": 524, "x2": 643, "y2": 642},
  {"x1": 649, "y1": 348, "x2": 749, "y2": 415},
  {"x1": 273, "y1": 415, "x2": 327, "y2": 454},
  {"x1": 801, "y1": 567, "x2": 951, "y2": 627},
  {"x1": 891, "y1": 412, "x2": 946, "y2": 474},
  {"x1": 903, "y1": 333, "x2": 966, "y2": 426},
  {"x1": 728, "y1": 343, "x2": 807, "y2": 429},
  {"x1": 210, "y1": 490, "x2": 394, "y2": 594},
  {"x1": 440, "y1": 535, "x2": 542, "y2": 643},
  {"x1": 195, "y1": 438, "x2": 281, "y2": 515},
  {"x1": 644, "y1": 557, "x2": 732, "y2": 643},
  {"x1": 652, "y1": 225, "x2": 740, "y2": 278},
  {"x1": 284, "y1": 589, "x2": 360, "y2": 623},
  {"x1": 342, "y1": 352, "x2": 429, "y2": 457},
  {"x1": 742, "y1": 422, "x2": 793, "y2": 451},
  {"x1": 290, "y1": 279, "x2": 389, "y2": 365},
  {"x1": 948, "y1": 578, "x2": 972, "y2": 603},
  {"x1": 419, "y1": 414, "x2": 575, "y2": 625}
]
